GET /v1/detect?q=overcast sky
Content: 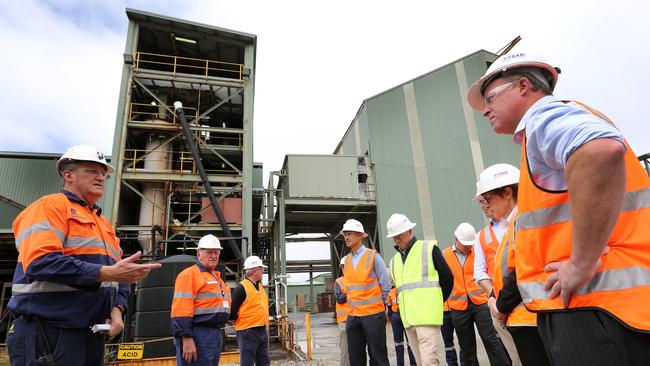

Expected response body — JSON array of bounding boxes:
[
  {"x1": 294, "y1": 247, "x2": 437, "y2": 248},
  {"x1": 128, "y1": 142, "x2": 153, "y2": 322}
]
[{"x1": 1, "y1": 1, "x2": 648, "y2": 279}]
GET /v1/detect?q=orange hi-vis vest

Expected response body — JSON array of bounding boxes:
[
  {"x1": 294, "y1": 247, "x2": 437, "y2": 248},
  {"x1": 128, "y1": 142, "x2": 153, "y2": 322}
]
[
  {"x1": 515, "y1": 101, "x2": 650, "y2": 330},
  {"x1": 335, "y1": 276, "x2": 350, "y2": 323},
  {"x1": 443, "y1": 301, "x2": 450, "y2": 312},
  {"x1": 479, "y1": 224, "x2": 499, "y2": 279},
  {"x1": 234, "y1": 279, "x2": 269, "y2": 330},
  {"x1": 343, "y1": 248, "x2": 385, "y2": 316},
  {"x1": 443, "y1": 245, "x2": 488, "y2": 311},
  {"x1": 387, "y1": 288, "x2": 399, "y2": 313},
  {"x1": 493, "y1": 221, "x2": 536, "y2": 327},
  {"x1": 171, "y1": 263, "x2": 232, "y2": 335}
]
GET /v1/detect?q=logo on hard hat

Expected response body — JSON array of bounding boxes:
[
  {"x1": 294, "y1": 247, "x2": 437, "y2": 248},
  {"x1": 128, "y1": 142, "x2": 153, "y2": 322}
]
[
  {"x1": 97, "y1": 152, "x2": 104, "y2": 160},
  {"x1": 502, "y1": 53, "x2": 525, "y2": 62}
]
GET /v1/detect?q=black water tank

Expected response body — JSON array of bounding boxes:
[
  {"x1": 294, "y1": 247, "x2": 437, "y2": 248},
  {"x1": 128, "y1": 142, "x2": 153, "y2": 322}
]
[{"x1": 133, "y1": 254, "x2": 195, "y2": 358}]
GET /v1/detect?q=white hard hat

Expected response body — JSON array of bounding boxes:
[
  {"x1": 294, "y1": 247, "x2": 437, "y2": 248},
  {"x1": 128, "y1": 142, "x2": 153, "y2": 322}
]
[
  {"x1": 475, "y1": 163, "x2": 520, "y2": 198},
  {"x1": 467, "y1": 51, "x2": 560, "y2": 110},
  {"x1": 454, "y1": 223, "x2": 477, "y2": 246},
  {"x1": 339, "y1": 256, "x2": 346, "y2": 266},
  {"x1": 340, "y1": 219, "x2": 366, "y2": 234},
  {"x1": 56, "y1": 145, "x2": 115, "y2": 175},
  {"x1": 386, "y1": 213, "x2": 417, "y2": 238},
  {"x1": 243, "y1": 255, "x2": 267, "y2": 270},
  {"x1": 197, "y1": 234, "x2": 222, "y2": 249}
]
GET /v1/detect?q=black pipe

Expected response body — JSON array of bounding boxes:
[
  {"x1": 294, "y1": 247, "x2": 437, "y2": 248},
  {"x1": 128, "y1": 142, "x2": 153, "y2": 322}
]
[{"x1": 173, "y1": 102, "x2": 243, "y2": 261}]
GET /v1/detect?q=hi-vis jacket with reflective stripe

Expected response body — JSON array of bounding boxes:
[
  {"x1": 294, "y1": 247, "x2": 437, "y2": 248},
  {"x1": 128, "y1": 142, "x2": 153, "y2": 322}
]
[
  {"x1": 390, "y1": 240, "x2": 443, "y2": 328},
  {"x1": 334, "y1": 277, "x2": 350, "y2": 323},
  {"x1": 493, "y1": 221, "x2": 536, "y2": 327},
  {"x1": 443, "y1": 245, "x2": 487, "y2": 311},
  {"x1": 479, "y1": 225, "x2": 499, "y2": 279},
  {"x1": 171, "y1": 261, "x2": 232, "y2": 337},
  {"x1": 8, "y1": 191, "x2": 128, "y2": 328},
  {"x1": 515, "y1": 101, "x2": 650, "y2": 331},
  {"x1": 343, "y1": 249, "x2": 385, "y2": 316},
  {"x1": 387, "y1": 288, "x2": 399, "y2": 313},
  {"x1": 234, "y1": 279, "x2": 269, "y2": 330}
]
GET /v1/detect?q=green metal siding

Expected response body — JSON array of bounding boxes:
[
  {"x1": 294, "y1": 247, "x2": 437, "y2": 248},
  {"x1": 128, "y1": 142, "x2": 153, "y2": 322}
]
[
  {"x1": 285, "y1": 155, "x2": 360, "y2": 199},
  {"x1": 0, "y1": 156, "x2": 111, "y2": 229},
  {"x1": 332, "y1": 50, "x2": 520, "y2": 263}
]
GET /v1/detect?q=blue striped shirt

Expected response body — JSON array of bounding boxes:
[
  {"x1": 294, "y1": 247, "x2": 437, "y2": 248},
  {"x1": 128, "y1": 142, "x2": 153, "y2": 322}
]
[{"x1": 513, "y1": 96, "x2": 625, "y2": 191}]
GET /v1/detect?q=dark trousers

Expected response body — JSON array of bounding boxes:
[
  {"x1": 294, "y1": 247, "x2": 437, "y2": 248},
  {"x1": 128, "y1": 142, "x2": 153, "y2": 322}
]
[
  {"x1": 346, "y1": 312, "x2": 390, "y2": 366},
  {"x1": 507, "y1": 326, "x2": 550, "y2": 366},
  {"x1": 441, "y1": 311, "x2": 464, "y2": 366},
  {"x1": 537, "y1": 309, "x2": 650, "y2": 366},
  {"x1": 7, "y1": 315, "x2": 105, "y2": 366},
  {"x1": 388, "y1": 310, "x2": 416, "y2": 366},
  {"x1": 236, "y1": 326, "x2": 270, "y2": 366},
  {"x1": 451, "y1": 302, "x2": 510, "y2": 366},
  {"x1": 175, "y1": 325, "x2": 224, "y2": 366}
]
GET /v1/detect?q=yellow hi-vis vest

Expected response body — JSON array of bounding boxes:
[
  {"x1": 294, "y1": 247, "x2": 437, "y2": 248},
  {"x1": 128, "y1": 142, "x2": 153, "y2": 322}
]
[{"x1": 390, "y1": 240, "x2": 443, "y2": 328}]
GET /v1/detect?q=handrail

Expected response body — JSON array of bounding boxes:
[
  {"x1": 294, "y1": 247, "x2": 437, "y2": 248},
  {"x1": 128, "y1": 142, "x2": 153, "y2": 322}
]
[
  {"x1": 122, "y1": 149, "x2": 241, "y2": 175},
  {"x1": 129, "y1": 102, "x2": 198, "y2": 124},
  {"x1": 134, "y1": 52, "x2": 244, "y2": 80}
]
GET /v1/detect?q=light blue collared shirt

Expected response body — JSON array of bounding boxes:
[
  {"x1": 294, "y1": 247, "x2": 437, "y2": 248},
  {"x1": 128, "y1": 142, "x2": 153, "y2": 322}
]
[
  {"x1": 513, "y1": 96, "x2": 625, "y2": 191},
  {"x1": 349, "y1": 245, "x2": 391, "y2": 301}
]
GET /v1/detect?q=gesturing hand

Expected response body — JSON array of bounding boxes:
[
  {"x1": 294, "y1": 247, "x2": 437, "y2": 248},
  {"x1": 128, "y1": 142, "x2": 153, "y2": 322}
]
[{"x1": 98, "y1": 251, "x2": 162, "y2": 283}]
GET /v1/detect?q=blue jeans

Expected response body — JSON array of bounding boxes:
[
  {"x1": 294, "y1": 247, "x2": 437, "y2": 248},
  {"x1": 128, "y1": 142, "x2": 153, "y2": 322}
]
[
  {"x1": 175, "y1": 325, "x2": 224, "y2": 366},
  {"x1": 388, "y1": 310, "x2": 417, "y2": 366},
  {"x1": 7, "y1": 315, "x2": 105, "y2": 366},
  {"x1": 236, "y1": 326, "x2": 270, "y2": 366}
]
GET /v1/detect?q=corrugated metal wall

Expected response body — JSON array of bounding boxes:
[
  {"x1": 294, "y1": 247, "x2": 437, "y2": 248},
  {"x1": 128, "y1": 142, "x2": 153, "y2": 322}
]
[
  {"x1": 0, "y1": 156, "x2": 111, "y2": 229},
  {"x1": 335, "y1": 50, "x2": 520, "y2": 262}
]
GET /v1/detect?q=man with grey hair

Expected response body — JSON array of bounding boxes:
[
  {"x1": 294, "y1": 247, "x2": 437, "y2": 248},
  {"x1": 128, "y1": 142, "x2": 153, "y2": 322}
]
[
  {"x1": 7, "y1": 144, "x2": 161, "y2": 365},
  {"x1": 467, "y1": 51, "x2": 650, "y2": 365}
]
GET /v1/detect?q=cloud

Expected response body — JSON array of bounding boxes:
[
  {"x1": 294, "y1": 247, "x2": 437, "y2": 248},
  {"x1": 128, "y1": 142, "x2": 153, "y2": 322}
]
[{"x1": 1, "y1": 0, "x2": 648, "y2": 167}]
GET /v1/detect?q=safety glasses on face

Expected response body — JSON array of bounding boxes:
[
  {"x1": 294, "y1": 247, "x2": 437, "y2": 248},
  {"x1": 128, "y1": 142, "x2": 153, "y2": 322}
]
[
  {"x1": 484, "y1": 80, "x2": 517, "y2": 106},
  {"x1": 81, "y1": 168, "x2": 110, "y2": 179},
  {"x1": 480, "y1": 192, "x2": 495, "y2": 205}
]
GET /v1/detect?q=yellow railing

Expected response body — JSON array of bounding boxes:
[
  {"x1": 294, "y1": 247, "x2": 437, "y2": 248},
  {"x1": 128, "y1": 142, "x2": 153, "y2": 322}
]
[
  {"x1": 134, "y1": 52, "x2": 244, "y2": 80},
  {"x1": 129, "y1": 103, "x2": 198, "y2": 124},
  {"x1": 122, "y1": 149, "x2": 240, "y2": 175}
]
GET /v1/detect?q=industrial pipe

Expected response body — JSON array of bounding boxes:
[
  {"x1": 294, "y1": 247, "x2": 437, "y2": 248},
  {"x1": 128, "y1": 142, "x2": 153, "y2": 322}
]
[{"x1": 173, "y1": 101, "x2": 242, "y2": 261}]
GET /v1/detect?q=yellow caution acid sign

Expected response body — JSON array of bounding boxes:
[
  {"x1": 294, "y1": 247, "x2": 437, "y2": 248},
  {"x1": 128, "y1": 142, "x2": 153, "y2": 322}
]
[{"x1": 117, "y1": 343, "x2": 144, "y2": 360}]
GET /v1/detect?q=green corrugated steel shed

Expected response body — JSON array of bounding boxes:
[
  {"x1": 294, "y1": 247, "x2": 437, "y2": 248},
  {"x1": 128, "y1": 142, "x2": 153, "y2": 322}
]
[
  {"x1": 0, "y1": 152, "x2": 114, "y2": 230},
  {"x1": 334, "y1": 50, "x2": 521, "y2": 262}
]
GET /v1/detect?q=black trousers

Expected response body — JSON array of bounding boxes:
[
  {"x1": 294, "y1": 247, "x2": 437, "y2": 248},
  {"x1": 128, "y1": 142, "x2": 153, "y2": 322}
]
[
  {"x1": 441, "y1": 311, "x2": 464, "y2": 366},
  {"x1": 507, "y1": 326, "x2": 550, "y2": 366},
  {"x1": 346, "y1": 312, "x2": 390, "y2": 366},
  {"x1": 537, "y1": 309, "x2": 650, "y2": 366},
  {"x1": 451, "y1": 302, "x2": 510, "y2": 366}
]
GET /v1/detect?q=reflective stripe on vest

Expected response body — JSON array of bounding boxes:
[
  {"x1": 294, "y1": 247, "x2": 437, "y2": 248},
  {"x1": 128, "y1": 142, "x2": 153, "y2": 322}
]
[
  {"x1": 515, "y1": 101, "x2": 650, "y2": 331},
  {"x1": 493, "y1": 220, "x2": 536, "y2": 327},
  {"x1": 64, "y1": 236, "x2": 121, "y2": 261},
  {"x1": 234, "y1": 279, "x2": 269, "y2": 330},
  {"x1": 390, "y1": 240, "x2": 443, "y2": 328},
  {"x1": 335, "y1": 277, "x2": 350, "y2": 323},
  {"x1": 343, "y1": 249, "x2": 385, "y2": 316},
  {"x1": 479, "y1": 224, "x2": 499, "y2": 279},
  {"x1": 443, "y1": 246, "x2": 487, "y2": 311},
  {"x1": 12, "y1": 280, "x2": 118, "y2": 295},
  {"x1": 15, "y1": 220, "x2": 66, "y2": 250}
]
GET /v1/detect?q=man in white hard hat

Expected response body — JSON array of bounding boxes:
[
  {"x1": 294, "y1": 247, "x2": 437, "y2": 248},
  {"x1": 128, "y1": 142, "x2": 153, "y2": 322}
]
[
  {"x1": 442, "y1": 223, "x2": 509, "y2": 366},
  {"x1": 333, "y1": 256, "x2": 350, "y2": 366},
  {"x1": 472, "y1": 164, "x2": 523, "y2": 366},
  {"x1": 230, "y1": 255, "x2": 270, "y2": 366},
  {"x1": 6, "y1": 145, "x2": 162, "y2": 365},
  {"x1": 340, "y1": 219, "x2": 391, "y2": 366},
  {"x1": 171, "y1": 234, "x2": 231, "y2": 365},
  {"x1": 386, "y1": 213, "x2": 453, "y2": 366},
  {"x1": 467, "y1": 51, "x2": 650, "y2": 364}
]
